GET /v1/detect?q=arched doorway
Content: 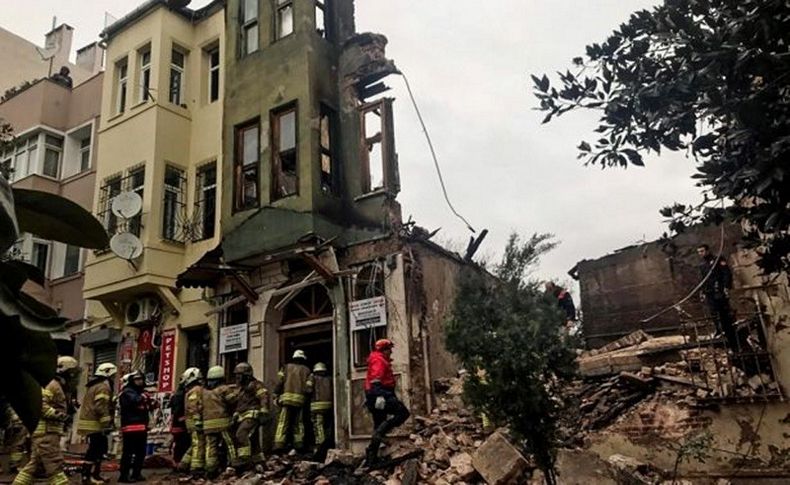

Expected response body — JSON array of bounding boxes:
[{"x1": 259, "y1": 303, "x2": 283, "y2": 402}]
[{"x1": 278, "y1": 284, "x2": 334, "y2": 373}]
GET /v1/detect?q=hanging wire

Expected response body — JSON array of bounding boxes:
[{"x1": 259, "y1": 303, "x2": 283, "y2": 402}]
[{"x1": 399, "y1": 71, "x2": 477, "y2": 234}]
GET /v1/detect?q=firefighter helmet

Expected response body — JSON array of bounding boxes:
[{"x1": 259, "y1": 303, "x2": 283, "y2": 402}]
[
  {"x1": 95, "y1": 362, "x2": 117, "y2": 378},
  {"x1": 56, "y1": 356, "x2": 79, "y2": 375},
  {"x1": 313, "y1": 362, "x2": 327, "y2": 373},
  {"x1": 206, "y1": 366, "x2": 225, "y2": 380},
  {"x1": 181, "y1": 367, "x2": 202, "y2": 386},
  {"x1": 292, "y1": 349, "x2": 307, "y2": 360},
  {"x1": 121, "y1": 373, "x2": 133, "y2": 388},
  {"x1": 374, "y1": 339, "x2": 394, "y2": 351},
  {"x1": 233, "y1": 362, "x2": 253, "y2": 376}
]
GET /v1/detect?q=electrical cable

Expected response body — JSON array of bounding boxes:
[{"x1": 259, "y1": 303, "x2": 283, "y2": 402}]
[
  {"x1": 640, "y1": 200, "x2": 726, "y2": 324},
  {"x1": 399, "y1": 71, "x2": 477, "y2": 234}
]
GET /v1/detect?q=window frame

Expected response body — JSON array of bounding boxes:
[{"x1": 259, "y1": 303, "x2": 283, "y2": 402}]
[
  {"x1": 79, "y1": 135, "x2": 92, "y2": 172},
  {"x1": 30, "y1": 239, "x2": 52, "y2": 279},
  {"x1": 271, "y1": 103, "x2": 299, "y2": 201},
  {"x1": 234, "y1": 119, "x2": 260, "y2": 212},
  {"x1": 195, "y1": 162, "x2": 217, "y2": 240},
  {"x1": 240, "y1": 0, "x2": 260, "y2": 56},
  {"x1": 42, "y1": 134, "x2": 63, "y2": 179},
  {"x1": 315, "y1": 0, "x2": 328, "y2": 39},
  {"x1": 162, "y1": 165, "x2": 186, "y2": 243},
  {"x1": 139, "y1": 48, "x2": 152, "y2": 103},
  {"x1": 169, "y1": 47, "x2": 186, "y2": 106},
  {"x1": 63, "y1": 245, "x2": 82, "y2": 277},
  {"x1": 359, "y1": 99, "x2": 395, "y2": 194},
  {"x1": 276, "y1": 0, "x2": 295, "y2": 40},
  {"x1": 319, "y1": 104, "x2": 337, "y2": 194},
  {"x1": 351, "y1": 262, "x2": 387, "y2": 368},
  {"x1": 116, "y1": 59, "x2": 129, "y2": 114},
  {"x1": 207, "y1": 47, "x2": 220, "y2": 103}
]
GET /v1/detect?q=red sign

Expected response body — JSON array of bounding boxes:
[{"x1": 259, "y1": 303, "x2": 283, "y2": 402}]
[{"x1": 158, "y1": 329, "x2": 177, "y2": 393}]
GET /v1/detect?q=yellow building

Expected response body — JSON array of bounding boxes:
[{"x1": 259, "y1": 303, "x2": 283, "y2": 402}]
[{"x1": 80, "y1": 0, "x2": 224, "y2": 411}]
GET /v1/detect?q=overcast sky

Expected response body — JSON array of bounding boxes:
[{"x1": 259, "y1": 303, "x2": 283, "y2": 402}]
[{"x1": 5, "y1": 0, "x2": 702, "y2": 293}]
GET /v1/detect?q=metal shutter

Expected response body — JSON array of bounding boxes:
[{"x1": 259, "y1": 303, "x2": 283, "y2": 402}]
[{"x1": 93, "y1": 344, "x2": 118, "y2": 368}]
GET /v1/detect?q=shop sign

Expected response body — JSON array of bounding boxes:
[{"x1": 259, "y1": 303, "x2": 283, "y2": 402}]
[
  {"x1": 220, "y1": 323, "x2": 248, "y2": 354},
  {"x1": 157, "y1": 329, "x2": 177, "y2": 393},
  {"x1": 350, "y1": 296, "x2": 387, "y2": 331}
]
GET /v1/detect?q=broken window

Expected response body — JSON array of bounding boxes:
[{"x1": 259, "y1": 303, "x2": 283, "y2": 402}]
[
  {"x1": 352, "y1": 262, "x2": 387, "y2": 367},
  {"x1": 360, "y1": 99, "x2": 395, "y2": 194},
  {"x1": 240, "y1": 0, "x2": 259, "y2": 56},
  {"x1": 320, "y1": 104, "x2": 336, "y2": 194},
  {"x1": 276, "y1": 0, "x2": 294, "y2": 39},
  {"x1": 315, "y1": 0, "x2": 327, "y2": 39},
  {"x1": 234, "y1": 120, "x2": 260, "y2": 211},
  {"x1": 271, "y1": 105, "x2": 298, "y2": 200}
]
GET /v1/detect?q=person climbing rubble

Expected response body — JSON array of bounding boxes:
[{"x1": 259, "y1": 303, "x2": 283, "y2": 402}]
[
  {"x1": 232, "y1": 362, "x2": 269, "y2": 472},
  {"x1": 12, "y1": 356, "x2": 81, "y2": 485},
  {"x1": 202, "y1": 366, "x2": 239, "y2": 478},
  {"x1": 274, "y1": 350, "x2": 313, "y2": 453},
  {"x1": 364, "y1": 339, "x2": 410, "y2": 466},
  {"x1": 308, "y1": 362, "x2": 333, "y2": 461},
  {"x1": 77, "y1": 362, "x2": 116, "y2": 485}
]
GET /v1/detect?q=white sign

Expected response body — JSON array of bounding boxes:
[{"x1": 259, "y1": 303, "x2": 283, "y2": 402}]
[
  {"x1": 350, "y1": 296, "x2": 387, "y2": 331},
  {"x1": 219, "y1": 323, "x2": 248, "y2": 354}
]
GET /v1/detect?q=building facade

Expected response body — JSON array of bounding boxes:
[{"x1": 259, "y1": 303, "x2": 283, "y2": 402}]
[{"x1": 81, "y1": 0, "x2": 225, "y2": 422}]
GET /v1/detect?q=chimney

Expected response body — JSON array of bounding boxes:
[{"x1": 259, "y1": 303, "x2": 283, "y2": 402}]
[
  {"x1": 76, "y1": 42, "x2": 104, "y2": 74},
  {"x1": 44, "y1": 24, "x2": 74, "y2": 72}
]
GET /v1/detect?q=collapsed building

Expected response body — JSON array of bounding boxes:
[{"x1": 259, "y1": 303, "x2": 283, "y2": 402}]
[
  {"x1": 568, "y1": 223, "x2": 790, "y2": 481},
  {"x1": 78, "y1": 0, "x2": 475, "y2": 454}
]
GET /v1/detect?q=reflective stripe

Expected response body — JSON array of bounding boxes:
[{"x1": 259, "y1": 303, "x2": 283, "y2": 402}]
[
  {"x1": 222, "y1": 431, "x2": 237, "y2": 461},
  {"x1": 280, "y1": 392, "x2": 304, "y2": 406},
  {"x1": 238, "y1": 445, "x2": 251, "y2": 458},
  {"x1": 49, "y1": 472, "x2": 70, "y2": 485},
  {"x1": 99, "y1": 416, "x2": 111, "y2": 424},
  {"x1": 312, "y1": 412, "x2": 325, "y2": 445},
  {"x1": 77, "y1": 419, "x2": 103, "y2": 432},
  {"x1": 203, "y1": 417, "x2": 231, "y2": 431},
  {"x1": 239, "y1": 410, "x2": 258, "y2": 420},
  {"x1": 12, "y1": 470, "x2": 34, "y2": 485},
  {"x1": 95, "y1": 393, "x2": 110, "y2": 401},
  {"x1": 310, "y1": 401, "x2": 332, "y2": 412},
  {"x1": 122, "y1": 424, "x2": 147, "y2": 433},
  {"x1": 33, "y1": 422, "x2": 63, "y2": 436},
  {"x1": 255, "y1": 389, "x2": 266, "y2": 397}
]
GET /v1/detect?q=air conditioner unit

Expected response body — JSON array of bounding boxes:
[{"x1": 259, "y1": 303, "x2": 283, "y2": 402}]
[{"x1": 125, "y1": 297, "x2": 160, "y2": 325}]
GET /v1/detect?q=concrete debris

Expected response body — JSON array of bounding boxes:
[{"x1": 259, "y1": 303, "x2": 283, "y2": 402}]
[{"x1": 472, "y1": 432, "x2": 530, "y2": 485}]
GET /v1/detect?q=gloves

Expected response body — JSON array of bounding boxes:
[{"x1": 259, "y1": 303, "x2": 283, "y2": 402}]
[{"x1": 374, "y1": 396, "x2": 386, "y2": 410}]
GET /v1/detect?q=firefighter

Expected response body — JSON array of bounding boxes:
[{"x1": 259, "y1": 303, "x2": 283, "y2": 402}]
[
  {"x1": 308, "y1": 362, "x2": 332, "y2": 460},
  {"x1": 181, "y1": 367, "x2": 205, "y2": 477},
  {"x1": 202, "y1": 366, "x2": 239, "y2": 478},
  {"x1": 3, "y1": 406, "x2": 28, "y2": 473},
  {"x1": 77, "y1": 362, "x2": 116, "y2": 485},
  {"x1": 12, "y1": 356, "x2": 81, "y2": 485},
  {"x1": 273, "y1": 350, "x2": 313, "y2": 452},
  {"x1": 364, "y1": 339, "x2": 410, "y2": 466},
  {"x1": 232, "y1": 362, "x2": 269, "y2": 471},
  {"x1": 118, "y1": 370, "x2": 152, "y2": 483},
  {"x1": 169, "y1": 378, "x2": 190, "y2": 468}
]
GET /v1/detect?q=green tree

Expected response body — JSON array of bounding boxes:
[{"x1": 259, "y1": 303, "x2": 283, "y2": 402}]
[
  {"x1": 0, "y1": 118, "x2": 108, "y2": 431},
  {"x1": 533, "y1": 0, "x2": 790, "y2": 273},
  {"x1": 445, "y1": 233, "x2": 577, "y2": 485}
]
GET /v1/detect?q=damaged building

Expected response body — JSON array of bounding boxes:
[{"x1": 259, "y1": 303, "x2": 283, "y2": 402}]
[
  {"x1": 80, "y1": 0, "x2": 471, "y2": 453},
  {"x1": 568, "y1": 224, "x2": 790, "y2": 481}
]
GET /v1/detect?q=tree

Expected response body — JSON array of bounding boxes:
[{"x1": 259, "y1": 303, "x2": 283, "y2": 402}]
[
  {"x1": 445, "y1": 233, "x2": 577, "y2": 484},
  {"x1": 0, "y1": 118, "x2": 108, "y2": 431},
  {"x1": 533, "y1": 0, "x2": 790, "y2": 273}
]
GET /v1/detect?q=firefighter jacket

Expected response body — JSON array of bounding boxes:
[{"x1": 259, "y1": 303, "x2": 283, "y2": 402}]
[
  {"x1": 119, "y1": 385, "x2": 151, "y2": 433},
  {"x1": 364, "y1": 350, "x2": 396, "y2": 393},
  {"x1": 309, "y1": 374, "x2": 332, "y2": 413},
  {"x1": 77, "y1": 378, "x2": 113, "y2": 435},
  {"x1": 36, "y1": 378, "x2": 68, "y2": 436},
  {"x1": 236, "y1": 379, "x2": 269, "y2": 420},
  {"x1": 276, "y1": 363, "x2": 312, "y2": 407},
  {"x1": 202, "y1": 384, "x2": 239, "y2": 432},
  {"x1": 170, "y1": 385, "x2": 187, "y2": 434},
  {"x1": 185, "y1": 384, "x2": 204, "y2": 432}
]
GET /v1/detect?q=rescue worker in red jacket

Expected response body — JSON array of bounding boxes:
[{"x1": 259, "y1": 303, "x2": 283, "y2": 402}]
[
  {"x1": 118, "y1": 370, "x2": 152, "y2": 483},
  {"x1": 364, "y1": 339, "x2": 410, "y2": 465}
]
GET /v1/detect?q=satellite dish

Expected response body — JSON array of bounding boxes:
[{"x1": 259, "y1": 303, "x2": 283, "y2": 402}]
[
  {"x1": 112, "y1": 191, "x2": 142, "y2": 219},
  {"x1": 110, "y1": 232, "x2": 143, "y2": 260}
]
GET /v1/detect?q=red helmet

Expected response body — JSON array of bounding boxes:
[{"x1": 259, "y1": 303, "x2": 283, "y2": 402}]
[{"x1": 374, "y1": 339, "x2": 394, "y2": 351}]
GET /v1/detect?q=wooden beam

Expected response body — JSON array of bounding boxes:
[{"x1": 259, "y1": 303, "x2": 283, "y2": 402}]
[
  {"x1": 230, "y1": 271, "x2": 259, "y2": 303},
  {"x1": 300, "y1": 253, "x2": 335, "y2": 281}
]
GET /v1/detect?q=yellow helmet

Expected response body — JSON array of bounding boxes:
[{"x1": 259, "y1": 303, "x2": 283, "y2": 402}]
[
  {"x1": 206, "y1": 366, "x2": 225, "y2": 380},
  {"x1": 313, "y1": 362, "x2": 327, "y2": 373}
]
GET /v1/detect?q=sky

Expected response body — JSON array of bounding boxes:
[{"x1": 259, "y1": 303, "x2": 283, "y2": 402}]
[{"x1": 4, "y1": 0, "x2": 703, "y2": 293}]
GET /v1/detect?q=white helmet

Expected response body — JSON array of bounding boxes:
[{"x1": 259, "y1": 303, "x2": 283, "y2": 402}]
[
  {"x1": 313, "y1": 362, "x2": 327, "y2": 373},
  {"x1": 181, "y1": 367, "x2": 202, "y2": 386},
  {"x1": 56, "y1": 356, "x2": 79, "y2": 375},
  {"x1": 292, "y1": 349, "x2": 306, "y2": 360},
  {"x1": 121, "y1": 373, "x2": 134, "y2": 388},
  {"x1": 95, "y1": 362, "x2": 117, "y2": 378}
]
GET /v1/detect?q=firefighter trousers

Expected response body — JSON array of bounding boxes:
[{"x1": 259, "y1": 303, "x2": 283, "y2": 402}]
[
  {"x1": 311, "y1": 410, "x2": 331, "y2": 447},
  {"x1": 12, "y1": 433, "x2": 68, "y2": 485},
  {"x1": 234, "y1": 418, "x2": 263, "y2": 467},
  {"x1": 188, "y1": 431, "x2": 206, "y2": 473},
  {"x1": 274, "y1": 405, "x2": 304, "y2": 450},
  {"x1": 205, "y1": 430, "x2": 236, "y2": 474}
]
